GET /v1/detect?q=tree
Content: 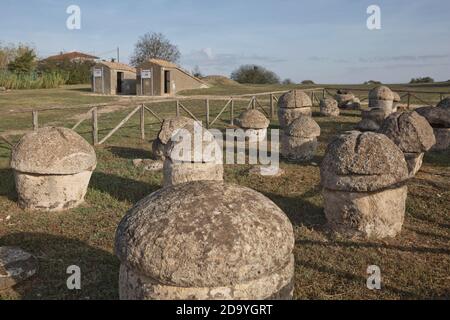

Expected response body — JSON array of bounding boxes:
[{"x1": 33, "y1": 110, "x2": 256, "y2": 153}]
[
  {"x1": 7, "y1": 46, "x2": 37, "y2": 73},
  {"x1": 410, "y1": 77, "x2": 434, "y2": 84},
  {"x1": 130, "y1": 32, "x2": 181, "y2": 66},
  {"x1": 230, "y1": 65, "x2": 280, "y2": 84},
  {"x1": 38, "y1": 58, "x2": 94, "y2": 84},
  {"x1": 364, "y1": 80, "x2": 382, "y2": 85},
  {"x1": 192, "y1": 65, "x2": 203, "y2": 78},
  {"x1": 301, "y1": 80, "x2": 315, "y2": 85},
  {"x1": 282, "y1": 78, "x2": 294, "y2": 85}
]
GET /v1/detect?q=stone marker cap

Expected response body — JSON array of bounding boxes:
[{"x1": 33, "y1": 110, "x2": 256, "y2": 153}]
[
  {"x1": 157, "y1": 116, "x2": 197, "y2": 144},
  {"x1": 278, "y1": 90, "x2": 312, "y2": 109},
  {"x1": 369, "y1": 86, "x2": 394, "y2": 101},
  {"x1": 436, "y1": 97, "x2": 450, "y2": 109},
  {"x1": 235, "y1": 109, "x2": 270, "y2": 129},
  {"x1": 320, "y1": 131, "x2": 408, "y2": 192},
  {"x1": 379, "y1": 111, "x2": 436, "y2": 153},
  {"x1": 285, "y1": 116, "x2": 320, "y2": 138},
  {"x1": 415, "y1": 106, "x2": 450, "y2": 128},
  {"x1": 10, "y1": 127, "x2": 96, "y2": 175},
  {"x1": 164, "y1": 123, "x2": 221, "y2": 163},
  {"x1": 115, "y1": 181, "x2": 294, "y2": 288}
]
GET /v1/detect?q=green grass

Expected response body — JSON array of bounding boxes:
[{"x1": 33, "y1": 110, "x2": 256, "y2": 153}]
[
  {"x1": 0, "y1": 85, "x2": 119, "y2": 112},
  {"x1": 0, "y1": 84, "x2": 449, "y2": 300}
]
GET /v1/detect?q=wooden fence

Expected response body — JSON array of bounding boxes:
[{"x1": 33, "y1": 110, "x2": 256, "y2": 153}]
[{"x1": 2, "y1": 87, "x2": 449, "y2": 147}]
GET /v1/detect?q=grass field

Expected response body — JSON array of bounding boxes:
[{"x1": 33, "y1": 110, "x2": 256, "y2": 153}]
[{"x1": 0, "y1": 83, "x2": 449, "y2": 300}]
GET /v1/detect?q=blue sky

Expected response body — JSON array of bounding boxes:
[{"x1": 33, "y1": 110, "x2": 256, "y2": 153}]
[{"x1": 1, "y1": 0, "x2": 449, "y2": 83}]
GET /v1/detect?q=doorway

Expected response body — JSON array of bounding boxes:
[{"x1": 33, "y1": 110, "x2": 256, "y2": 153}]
[
  {"x1": 117, "y1": 72, "x2": 123, "y2": 94},
  {"x1": 164, "y1": 70, "x2": 171, "y2": 94}
]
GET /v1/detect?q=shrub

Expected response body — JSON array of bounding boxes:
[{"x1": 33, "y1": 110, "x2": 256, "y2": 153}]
[
  {"x1": 0, "y1": 70, "x2": 67, "y2": 89},
  {"x1": 7, "y1": 47, "x2": 37, "y2": 73},
  {"x1": 364, "y1": 80, "x2": 382, "y2": 85},
  {"x1": 301, "y1": 80, "x2": 315, "y2": 85},
  {"x1": 282, "y1": 79, "x2": 294, "y2": 85},
  {"x1": 410, "y1": 77, "x2": 434, "y2": 84},
  {"x1": 230, "y1": 65, "x2": 280, "y2": 84},
  {"x1": 38, "y1": 59, "x2": 94, "y2": 84}
]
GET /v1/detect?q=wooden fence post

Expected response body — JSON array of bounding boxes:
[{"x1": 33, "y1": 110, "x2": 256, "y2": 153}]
[
  {"x1": 92, "y1": 107, "x2": 98, "y2": 145},
  {"x1": 32, "y1": 111, "x2": 38, "y2": 131},
  {"x1": 176, "y1": 100, "x2": 180, "y2": 117},
  {"x1": 270, "y1": 94, "x2": 274, "y2": 119},
  {"x1": 322, "y1": 89, "x2": 326, "y2": 99},
  {"x1": 140, "y1": 104, "x2": 145, "y2": 140},
  {"x1": 407, "y1": 93, "x2": 411, "y2": 109},
  {"x1": 230, "y1": 98, "x2": 234, "y2": 125},
  {"x1": 205, "y1": 99, "x2": 210, "y2": 128},
  {"x1": 252, "y1": 96, "x2": 256, "y2": 109}
]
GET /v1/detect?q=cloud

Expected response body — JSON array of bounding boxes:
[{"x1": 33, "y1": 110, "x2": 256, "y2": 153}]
[
  {"x1": 359, "y1": 54, "x2": 450, "y2": 63},
  {"x1": 181, "y1": 48, "x2": 286, "y2": 72}
]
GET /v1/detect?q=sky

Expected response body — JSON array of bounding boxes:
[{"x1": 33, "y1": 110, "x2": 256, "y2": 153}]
[{"x1": 1, "y1": 0, "x2": 450, "y2": 84}]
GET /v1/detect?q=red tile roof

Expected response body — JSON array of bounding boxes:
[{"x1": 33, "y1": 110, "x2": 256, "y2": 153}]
[{"x1": 45, "y1": 51, "x2": 99, "y2": 61}]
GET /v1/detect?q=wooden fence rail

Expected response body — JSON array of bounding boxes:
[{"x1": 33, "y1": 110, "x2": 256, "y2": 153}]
[{"x1": 3, "y1": 87, "x2": 449, "y2": 148}]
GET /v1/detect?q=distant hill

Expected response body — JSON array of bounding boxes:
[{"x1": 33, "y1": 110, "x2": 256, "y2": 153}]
[{"x1": 202, "y1": 75, "x2": 241, "y2": 87}]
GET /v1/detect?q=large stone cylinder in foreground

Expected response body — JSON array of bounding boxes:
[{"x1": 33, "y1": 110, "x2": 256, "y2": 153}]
[
  {"x1": 277, "y1": 90, "x2": 312, "y2": 128},
  {"x1": 115, "y1": 181, "x2": 295, "y2": 300},
  {"x1": 10, "y1": 127, "x2": 96, "y2": 211},
  {"x1": 320, "y1": 131, "x2": 409, "y2": 239}
]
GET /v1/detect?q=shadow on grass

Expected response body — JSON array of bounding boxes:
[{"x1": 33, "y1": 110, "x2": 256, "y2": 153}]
[
  {"x1": 423, "y1": 151, "x2": 450, "y2": 167},
  {"x1": 107, "y1": 146, "x2": 150, "y2": 160},
  {"x1": 264, "y1": 188, "x2": 326, "y2": 229},
  {"x1": 295, "y1": 258, "x2": 426, "y2": 299},
  {"x1": 0, "y1": 168, "x2": 17, "y2": 201},
  {"x1": 0, "y1": 232, "x2": 119, "y2": 300},
  {"x1": 90, "y1": 171, "x2": 161, "y2": 204},
  {"x1": 66, "y1": 87, "x2": 92, "y2": 93},
  {"x1": 296, "y1": 239, "x2": 450, "y2": 255}
]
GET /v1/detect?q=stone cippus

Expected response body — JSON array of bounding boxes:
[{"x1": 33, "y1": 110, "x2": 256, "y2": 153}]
[
  {"x1": 168, "y1": 121, "x2": 280, "y2": 172},
  {"x1": 176, "y1": 304, "x2": 273, "y2": 317}
]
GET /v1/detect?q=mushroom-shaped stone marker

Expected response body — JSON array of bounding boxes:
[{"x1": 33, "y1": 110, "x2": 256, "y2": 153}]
[
  {"x1": 152, "y1": 116, "x2": 197, "y2": 160},
  {"x1": 277, "y1": 90, "x2": 312, "y2": 128},
  {"x1": 319, "y1": 98, "x2": 339, "y2": 117},
  {"x1": 356, "y1": 109, "x2": 388, "y2": 132},
  {"x1": 320, "y1": 131, "x2": 409, "y2": 239},
  {"x1": 162, "y1": 123, "x2": 223, "y2": 187},
  {"x1": 416, "y1": 98, "x2": 450, "y2": 151},
  {"x1": 114, "y1": 181, "x2": 295, "y2": 300},
  {"x1": 392, "y1": 92, "x2": 402, "y2": 112},
  {"x1": 357, "y1": 86, "x2": 395, "y2": 132},
  {"x1": 235, "y1": 109, "x2": 270, "y2": 142},
  {"x1": 281, "y1": 116, "x2": 320, "y2": 162},
  {"x1": 334, "y1": 90, "x2": 355, "y2": 108},
  {"x1": 368, "y1": 85, "x2": 395, "y2": 112},
  {"x1": 10, "y1": 127, "x2": 96, "y2": 211},
  {"x1": 379, "y1": 111, "x2": 436, "y2": 177}
]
